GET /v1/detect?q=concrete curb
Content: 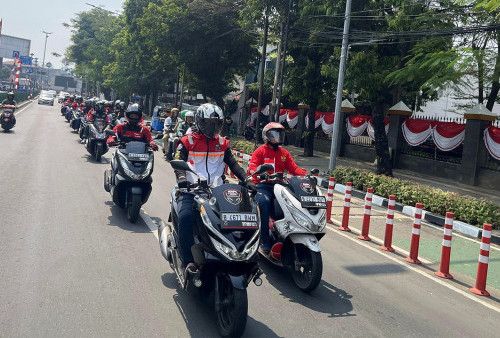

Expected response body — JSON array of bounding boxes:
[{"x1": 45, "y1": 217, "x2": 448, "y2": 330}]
[{"x1": 318, "y1": 178, "x2": 493, "y2": 241}]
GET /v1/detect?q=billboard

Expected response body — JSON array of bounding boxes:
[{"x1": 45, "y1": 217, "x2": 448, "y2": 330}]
[
  {"x1": 0, "y1": 34, "x2": 31, "y2": 59},
  {"x1": 55, "y1": 76, "x2": 77, "y2": 89}
]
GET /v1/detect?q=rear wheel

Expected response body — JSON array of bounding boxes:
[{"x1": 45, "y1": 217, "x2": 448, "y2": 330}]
[
  {"x1": 290, "y1": 245, "x2": 323, "y2": 293},
  {"x1": 126, "y1": 192, "x2": 141, "y2": 223},
  {"x1": 214, "y1": 275, "x2": 248, "y2": 337}
]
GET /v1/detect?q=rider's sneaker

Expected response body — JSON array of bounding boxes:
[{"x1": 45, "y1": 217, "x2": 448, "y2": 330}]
[
  {"x1": 259, "y1": 243, "x2": 270, "y2": 256},
  {"x1": 184, "y1": 262, "x2": 198, "y2": 276}
]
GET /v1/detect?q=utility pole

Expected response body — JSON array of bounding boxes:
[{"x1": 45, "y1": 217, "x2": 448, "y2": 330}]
[
  {"x1": 174, "y1": 69, "x2": 180, "y2": 108},
  {"x1": 328, "y1": 0, "x2": 352, "y2": 171},
  {"x1": 256, "y1": 7, "x2": 270, "y2": 146},
  {"x1": 276, "y1": 0, "x2": 293, "y2": 122},
  {"x1": 271, "y1": 23, "x2": 283, "y2": 122},
  {"x1": 179, "y1": 67, "x2": 186, "y2": 109},
  {"x1": 41, "y1": 31, "x2": 52, "y2": 90}
]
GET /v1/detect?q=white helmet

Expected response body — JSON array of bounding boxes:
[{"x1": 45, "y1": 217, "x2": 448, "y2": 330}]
[{"x1": 195, "y1": 103, "x2": 224, "y2": 138}]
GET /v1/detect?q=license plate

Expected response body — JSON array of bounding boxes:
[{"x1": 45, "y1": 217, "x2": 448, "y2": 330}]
[
  {"x1": 300, "y1": 195, "x2": 327, "y2": 209},
  {"x1": 221, "y1": 213, "x2": 258, "y2": 229},
  {"x1": 128, "y1": 153, "x2": 149, "y2": 159}
]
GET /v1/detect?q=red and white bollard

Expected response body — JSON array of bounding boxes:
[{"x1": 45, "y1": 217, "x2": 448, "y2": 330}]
[
  {"x1": 338, "y1": 182, "x2": 352, "y2": 232},
  {"x1": 326, "y1": 177, "x2": 335, "y2": 224},
  {"x1": 381, "y1": 195, "x2": 396, "y2": 252},
  {"x1": 14, "y1": 57, "x2": 21, "y2": 91},
  {"x1": 358, "y1": 188, "x2": 373, "y2": 241},
  {"x1": 238, "y1": 150, "x2": 244, "y2": 168},
  {"x1": 470, "y1": 223, "x2": 493, "y2": 296},
  {"x1": 435, "y1": 212, "x2": 454, "y2": 279},
  {"x1": 406, "y1": 203, "x2": 423, "y2": 264}
]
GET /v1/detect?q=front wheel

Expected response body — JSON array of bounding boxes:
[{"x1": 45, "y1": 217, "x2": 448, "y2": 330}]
[
  {"x1": 95, "y1": 143, "x2": 103, "y2": 162},
  {"x1": 214, "y1": 275, "x2": 248, "y2": 337},
  {"x1": 126, "y1": 192, "x2": 141, "y2": 223},
  {"x1": 290, "y1": 245, "x2": 323, "y2": 293}
]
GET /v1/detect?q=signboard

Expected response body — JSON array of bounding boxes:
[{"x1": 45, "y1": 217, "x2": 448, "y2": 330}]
[
  {"x1": 20, "y1": 56, "x2": 32, "y2": 65},
  {"x1": 12, "y1": 50, "x2": 20, "y2": 58},
  {"x1": 0, "y1": 35, "x2": 31, "y2": 59}
]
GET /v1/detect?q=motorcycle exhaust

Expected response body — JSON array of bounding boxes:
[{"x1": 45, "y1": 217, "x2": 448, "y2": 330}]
[{"x1": 158, "y1": 222, "x2": 170, "y2": 261}]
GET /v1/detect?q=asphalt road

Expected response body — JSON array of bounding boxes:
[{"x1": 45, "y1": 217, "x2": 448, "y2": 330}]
[{"x1": 1, "y1": 102, "x2": 499, "y2": 337}]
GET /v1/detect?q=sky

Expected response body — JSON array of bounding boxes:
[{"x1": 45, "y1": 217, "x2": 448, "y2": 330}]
[{"x1": 1, "y1": 0, "x2": 125, "y2": 69}]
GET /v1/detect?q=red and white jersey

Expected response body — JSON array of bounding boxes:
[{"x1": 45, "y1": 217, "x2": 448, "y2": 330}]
[{"x1": 179, "y1": 132, "x2": 229, "y2": 185}]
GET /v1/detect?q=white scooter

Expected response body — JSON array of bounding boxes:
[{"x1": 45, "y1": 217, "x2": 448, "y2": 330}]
[{"x1": 256, "y1": 166, "x2": 327, "y2": 292}]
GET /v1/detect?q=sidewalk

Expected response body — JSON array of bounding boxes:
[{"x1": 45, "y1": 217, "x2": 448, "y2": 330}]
[{"x1": 230, "y1": 136, "x2": 500, "y2": 205}]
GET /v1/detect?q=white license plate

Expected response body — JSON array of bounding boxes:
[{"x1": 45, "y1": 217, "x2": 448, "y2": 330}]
[
  {"x1": 129, "y1": 153, "x2": 149, "y2": 159},
  {"x1": 221, "y1": 213, "x2": 258, "y2": 222}
]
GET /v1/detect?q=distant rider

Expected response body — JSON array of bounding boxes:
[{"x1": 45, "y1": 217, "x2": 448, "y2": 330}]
[
  {"x1": 1, "y1": 91, "x2": 17, "y2": 126},
  {"x1": 176, "y1": 111, "x2": 195, "y2": 137},
  {"x1": 106, "y1": 104, "x2": 159, "y2": 151},
  {"x1": 248, "y1": 122, "x2": 307, "y2": 255},
  {"x1": 173, "y1": 103, "x2": 256, "y2": 276}
]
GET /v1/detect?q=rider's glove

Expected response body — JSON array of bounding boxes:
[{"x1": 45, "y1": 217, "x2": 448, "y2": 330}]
[
  {"x1": 150, "y1": 143, "x2": 159, "y2": 151},
  {"x1": 177, "y1": 177, "x2": 189, "y2": 189},
  {"x1": 245, "y1": 177, "x2": 257, "y2": 192}
]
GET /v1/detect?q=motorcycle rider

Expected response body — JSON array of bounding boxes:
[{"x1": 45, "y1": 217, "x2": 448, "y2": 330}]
[
  {"x1": 106, "y1": 104, "x2": 159, "y2": 151},
  {"x1": 176, "y1": 111, "x2": 194, "y2": 137},
  {"x1": 248, "y1": 122, "x2": 307, "y2": 255},
  {"x1": 82, "y1": 100, "x2": 107, "y2": 142},
  {"x1": 174, "y1": 103, "x2": 256, "y2": 275},
  {"x1": 117, "y1": 101, "x2": 127, "y2": 118},
  {"x1": 1, "y1": 91, "x2": 17, "y2": 126}
]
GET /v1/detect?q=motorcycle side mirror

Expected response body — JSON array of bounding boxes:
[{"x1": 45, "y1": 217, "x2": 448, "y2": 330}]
[
  {"x1": 310, "y1": 168, "x2": 319, "y2": 176},
  {"x1": 105, "y1": 129, "x2": 116, "y2": 137},
  {"x1": 170, "y1": 160, "x2": 196, "y2": 174},
  {"x1": 254, "y1": 164, "x2": 274, "y2": 175}
]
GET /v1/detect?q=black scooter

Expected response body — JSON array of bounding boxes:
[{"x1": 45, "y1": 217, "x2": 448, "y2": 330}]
[
  {"x1": 84, "y1": 116, "x2": 109, "y2": 162},
  {"x1": 104, "y1": 131, "x2": 154, "y2": 223},
  {"x1": 158, "y1": 160, "x2": 264, "y2": 337},
  {"x1": 1, "y1": 105, "x2": 16, "y2": 132}
]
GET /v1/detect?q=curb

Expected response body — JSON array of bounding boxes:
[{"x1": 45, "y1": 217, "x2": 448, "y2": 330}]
[{"x1": 317, "y1": 176, "x2": 498, "y2": 243}]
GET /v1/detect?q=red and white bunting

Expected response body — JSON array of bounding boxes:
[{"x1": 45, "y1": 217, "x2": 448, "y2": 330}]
[
  {"x1": 286, "y1": 109, "x2": 299, "y2": 128},
  {"x1": 431, "y1": 122, "x2": 465, "y2": 151},
  {"x1": 367, "y1": 119, "x2": 390, "y2": 141},
  {"x1": 305, "y1": 112, "x2": 324, "y2": 129},
  {"x1": 484, "y1": 125, "x2": 500, "y2": 160},
  {"x1": 402, "y1": 119, "x2": 433, "y2": 146},
  {"x1": 346, "y1": 115, "x2": 368, "y2": 138}
]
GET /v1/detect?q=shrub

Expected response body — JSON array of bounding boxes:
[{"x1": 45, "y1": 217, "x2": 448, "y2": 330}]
[
  {"x1": 330, "y1": 166, "x2": 500, "y2": 229},
  {"x1": 230, "y1": 140, "x2": 257, "y2": 155}
]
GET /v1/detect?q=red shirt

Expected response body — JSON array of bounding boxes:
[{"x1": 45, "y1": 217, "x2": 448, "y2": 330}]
[
  {"x1": 248, "y1": 144, "x2": 307, "y2": 183},
  {"x1": 106, "y1": 122, "x2": 154, "y2": 145}
]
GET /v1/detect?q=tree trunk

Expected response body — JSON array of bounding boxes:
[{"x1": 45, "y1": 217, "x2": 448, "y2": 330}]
[
  {"x1": 303, "y1": 106, "x2": 316, "y2": 157},
  {"x1": 486, "y1": 34, "x2": 500, "y2": 111},
  {"x1": 373, "y1": 104, "x2": 392, "y2": 176}
]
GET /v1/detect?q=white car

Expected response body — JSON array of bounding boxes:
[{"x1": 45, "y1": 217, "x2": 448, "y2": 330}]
[
  {"x1": 38, "y1": 92, "x2": 55, "y2": 106},
  {"x1": 58, "y1": 91, "x2": 69, "y2": 103}
]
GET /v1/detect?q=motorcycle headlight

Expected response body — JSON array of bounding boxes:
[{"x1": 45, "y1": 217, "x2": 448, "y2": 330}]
[
  {"x1": 317, "y1": 209, "x2": 327, "y2": 232},
  {"x1": 281, "y1": 189, "x2": 314, "y2": 230},
  {"x1": 118, "y1": 153, "x2": 153, "y2": 180}
]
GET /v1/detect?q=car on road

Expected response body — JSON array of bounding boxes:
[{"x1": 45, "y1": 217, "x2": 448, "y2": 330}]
[
  {"x1": 57, "y1": 91, "x2": 69, "y2": 103},
  {"x1": 38, "y1": 91, "x2": 55, "y2": 106}
]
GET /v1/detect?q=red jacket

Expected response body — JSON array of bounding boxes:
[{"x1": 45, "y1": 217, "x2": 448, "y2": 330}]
[
  {"x1": 248, "y1": 144, "x2": 307, "y2": 183},
  {"x1": 106, "y1": 122, "x2": 154, "y2": 146}
]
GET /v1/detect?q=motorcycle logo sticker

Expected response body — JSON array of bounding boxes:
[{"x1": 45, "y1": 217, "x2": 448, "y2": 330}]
[
  {"x1": 223, "y1": 189, "x2": 242, "y2": 205},
  {"x1": 300, "y1": 182, "x2": 314, "y2": 194}
]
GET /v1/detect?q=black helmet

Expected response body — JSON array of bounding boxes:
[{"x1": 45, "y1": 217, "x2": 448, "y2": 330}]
[
  {"x1": 95, "y1": 100, "x2": 106, "y2": 113},
  {"x1": 125, "y1": 104, "x2": 142, "y2": 125},
  {"x1": 195, "y1": 103, "x2": 224, "y2": 139},
  {"x1": 7, "y1": 92, "x2": 14, "y2": 100}
]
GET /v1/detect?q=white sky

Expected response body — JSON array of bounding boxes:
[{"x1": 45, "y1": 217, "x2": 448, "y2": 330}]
[{"x1": 1, "y1": 0, "x2": 124, "y2": 68}]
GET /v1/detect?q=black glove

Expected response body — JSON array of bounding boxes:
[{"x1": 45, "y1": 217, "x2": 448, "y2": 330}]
[
  {"x1": 245, "y1": 178, "x2": 257, "y2": 192},
  {"x1": 178, "y1": 177, "x2": 189, "y2": 189}
]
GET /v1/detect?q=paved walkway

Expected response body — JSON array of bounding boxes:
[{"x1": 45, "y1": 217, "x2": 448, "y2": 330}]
[{"x1": 229, "y1": 136, "x2": 500, "y2": 205}]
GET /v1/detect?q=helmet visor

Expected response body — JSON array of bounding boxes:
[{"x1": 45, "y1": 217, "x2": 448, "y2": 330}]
[
  {"x1": 199, "y1": 119, "x2": 223, "y2": 138},
  {"x1": 266, "y1": 129, "x2": 285, "y2": 144}
]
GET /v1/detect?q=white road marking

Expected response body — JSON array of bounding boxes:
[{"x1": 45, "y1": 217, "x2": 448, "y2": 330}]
[
  {"x1": 14, "y1": 101, "x2": 34, "y2": 116},
  {"x1": 327, "y1": 224, "x2": 500, "y2": 313},
  {"x1": 140, "y1": 209, "x2": 159, "y2": 239}
]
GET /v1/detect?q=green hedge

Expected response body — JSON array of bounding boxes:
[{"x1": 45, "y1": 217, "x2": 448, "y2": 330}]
[
  {"x1": 0, "y1": 91, "x2": 39, "y2": 103},
  {"x1": 230, "y1": 140, "x2": 258, "y2": 155},
  {"x1": 331, "y1": 166, "x2": 500, "y2": 229}
]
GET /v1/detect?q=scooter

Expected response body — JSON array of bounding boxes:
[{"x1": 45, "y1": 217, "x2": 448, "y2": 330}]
[
  {"x1": 84, "y1": 116, "x2": 109, "y2": 162},
  {"x1": 104, "y1": 131, "x2": 154, "y2": 223},
  {"x1": 163, "y1": 132, "x2": 179, "y2": 162},
  {"x1": 69, "y1": 108, "x2": 83, "y2": 131},
  {"x1": 158, "y1": 160, "x2": 263, "y2": 337},
  {"x1": 1, "y1": 105, "x2": 16, "y2": 132},
  {"x1": 256, "y1": 167, "x2": 326, "y2": 293}
]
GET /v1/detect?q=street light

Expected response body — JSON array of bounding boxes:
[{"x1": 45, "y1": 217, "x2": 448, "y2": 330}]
[{"x1": 41, "y1": 31, "x2": 53, "y2": 90}]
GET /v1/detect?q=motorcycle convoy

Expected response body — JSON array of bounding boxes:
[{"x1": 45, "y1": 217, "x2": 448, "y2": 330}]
[{"x1": 51, "y1": 97, "x2": 328, "y2": 336}]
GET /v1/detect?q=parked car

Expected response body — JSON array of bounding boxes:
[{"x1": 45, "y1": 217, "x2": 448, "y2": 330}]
[{"x1": 38, "y1": 92, "x2": 55, "y2": 106}]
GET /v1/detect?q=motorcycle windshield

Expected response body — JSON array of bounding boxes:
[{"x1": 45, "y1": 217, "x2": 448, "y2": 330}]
[
  {"x1": 94, "y1": 118, "x2": 106, "y2": 132},
  {"x1": 125, "y1": 141, "x2": 146, "y2": 154},
  {"x1": 288, "y1": 176, "x2": 319, "y2": 198}
]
